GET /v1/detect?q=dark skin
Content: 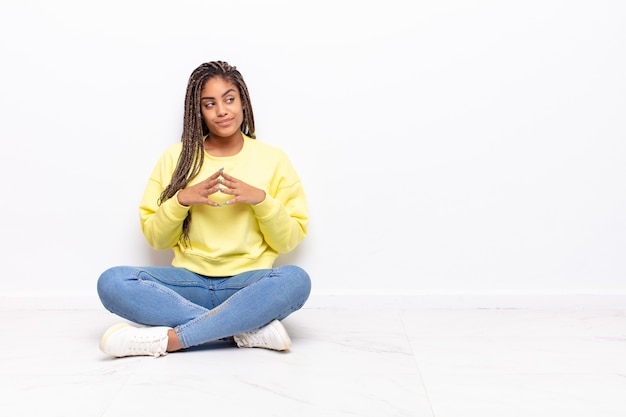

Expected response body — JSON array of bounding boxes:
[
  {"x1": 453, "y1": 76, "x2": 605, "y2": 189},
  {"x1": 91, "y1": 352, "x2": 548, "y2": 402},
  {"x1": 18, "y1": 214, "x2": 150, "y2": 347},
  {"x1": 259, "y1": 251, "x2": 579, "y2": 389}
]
[{"x1": 167, "y1": 76, "x2": 265, "y2": 351}]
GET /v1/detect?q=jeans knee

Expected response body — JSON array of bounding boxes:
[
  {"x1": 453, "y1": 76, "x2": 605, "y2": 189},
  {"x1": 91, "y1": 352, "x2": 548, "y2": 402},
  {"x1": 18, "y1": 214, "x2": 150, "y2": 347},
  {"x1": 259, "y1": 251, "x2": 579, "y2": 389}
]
[
  {"x1": 96, "y1": 266, "x2": 130, "y2": 306},
  {"x1": 279, "y1": 265, "x2": 311, "y2": 303}
]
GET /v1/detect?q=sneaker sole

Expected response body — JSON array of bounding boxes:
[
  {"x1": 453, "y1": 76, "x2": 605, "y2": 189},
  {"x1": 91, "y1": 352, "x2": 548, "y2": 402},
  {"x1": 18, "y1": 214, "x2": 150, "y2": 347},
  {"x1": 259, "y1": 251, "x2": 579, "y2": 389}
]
[{"x1": 99, "y1": 322, "x2": 130, "y2": 353}]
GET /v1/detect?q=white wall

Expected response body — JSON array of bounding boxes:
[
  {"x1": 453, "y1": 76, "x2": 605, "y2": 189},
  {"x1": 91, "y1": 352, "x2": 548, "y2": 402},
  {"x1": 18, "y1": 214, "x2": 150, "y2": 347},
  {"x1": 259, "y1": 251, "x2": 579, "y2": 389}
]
[{"x1": 1, "y1": 0, "x2": 625, "y2": 305}]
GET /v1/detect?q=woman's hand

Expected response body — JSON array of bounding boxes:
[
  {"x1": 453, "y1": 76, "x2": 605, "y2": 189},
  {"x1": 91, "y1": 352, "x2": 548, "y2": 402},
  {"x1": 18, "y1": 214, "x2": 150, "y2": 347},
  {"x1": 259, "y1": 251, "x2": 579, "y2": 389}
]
[
  {"x1": 218, "y1": 170, "x2": 266, "y2": 206},
  {"x1": 176, "y1": 169, "x2": 223, "y2": 207},
  {"x1": 176, "y1": 169, "x2": 265, "y2": 207}
]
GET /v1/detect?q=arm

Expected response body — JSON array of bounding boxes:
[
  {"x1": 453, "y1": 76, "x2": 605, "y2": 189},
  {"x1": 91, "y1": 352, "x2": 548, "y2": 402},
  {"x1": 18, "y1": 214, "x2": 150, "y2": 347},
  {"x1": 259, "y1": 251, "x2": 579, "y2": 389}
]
[
  {"x1": 215, "y1": 153, "x2": 308, "y2": 254},
  {"x1": 139, "y1": 179, "x2": 190, "y2": 251},
  {"x1": 139, "y1": 145, "x2": 227, "y2": 250},
  {"x1": 252, "y1": 180, "x2": 308, "y2": 254}
]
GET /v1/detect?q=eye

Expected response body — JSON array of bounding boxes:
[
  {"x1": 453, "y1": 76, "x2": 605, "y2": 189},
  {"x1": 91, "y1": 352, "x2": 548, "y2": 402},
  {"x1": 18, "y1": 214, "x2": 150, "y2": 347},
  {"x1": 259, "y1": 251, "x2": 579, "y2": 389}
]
[
  {"x1": 226, "y1": 97, "x2": 235, "y2": 104},
  {"x1": 204, "y1": 102, "x2": 215, "y2": 108}
]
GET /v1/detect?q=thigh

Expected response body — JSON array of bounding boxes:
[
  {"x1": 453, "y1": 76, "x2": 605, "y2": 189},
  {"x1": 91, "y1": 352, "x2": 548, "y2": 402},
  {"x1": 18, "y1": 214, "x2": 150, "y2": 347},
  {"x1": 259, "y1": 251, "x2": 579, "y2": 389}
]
[
  {"x1": 125, "y1": 266, "x2": 214, "y2": 309},
  {"x1": 207, "y1": 268, "x2": 273, "y2": 306},
  {"x1": 207, "y1": 265, "x2": 311, "y2": 309}
]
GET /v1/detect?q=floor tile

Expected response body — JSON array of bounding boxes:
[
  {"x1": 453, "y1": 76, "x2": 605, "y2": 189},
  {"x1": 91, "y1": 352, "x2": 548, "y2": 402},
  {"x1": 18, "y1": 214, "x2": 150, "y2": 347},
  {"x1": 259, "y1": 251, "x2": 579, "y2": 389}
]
[{"x1": 1, "y1": 303, "x2": 625, "y2": 416}]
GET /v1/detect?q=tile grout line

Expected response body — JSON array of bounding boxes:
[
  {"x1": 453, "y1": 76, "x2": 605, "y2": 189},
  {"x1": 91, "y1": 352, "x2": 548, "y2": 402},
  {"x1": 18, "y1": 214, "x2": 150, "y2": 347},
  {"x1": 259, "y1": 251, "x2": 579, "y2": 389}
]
[{"x1": 399, "y1": 309, "x2": 438, "y2": 417}]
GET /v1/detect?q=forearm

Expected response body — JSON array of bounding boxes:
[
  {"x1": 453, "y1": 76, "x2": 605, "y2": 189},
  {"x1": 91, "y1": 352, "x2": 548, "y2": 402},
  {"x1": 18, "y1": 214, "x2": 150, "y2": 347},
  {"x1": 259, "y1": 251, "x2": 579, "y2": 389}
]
[
  {"x1": 254, "y1": 195, "x2": 308, "y2": 253},
  {"x1": 140, "y1": 191, "x2": 189, "y2": 250}
]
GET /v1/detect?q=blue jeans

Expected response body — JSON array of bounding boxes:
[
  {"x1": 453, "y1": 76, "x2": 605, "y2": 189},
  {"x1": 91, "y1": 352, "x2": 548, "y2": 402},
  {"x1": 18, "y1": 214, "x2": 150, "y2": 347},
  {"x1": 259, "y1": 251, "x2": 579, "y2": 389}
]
[{"x1": 97, "y1": 265, "x2": 311, "y2": 349}]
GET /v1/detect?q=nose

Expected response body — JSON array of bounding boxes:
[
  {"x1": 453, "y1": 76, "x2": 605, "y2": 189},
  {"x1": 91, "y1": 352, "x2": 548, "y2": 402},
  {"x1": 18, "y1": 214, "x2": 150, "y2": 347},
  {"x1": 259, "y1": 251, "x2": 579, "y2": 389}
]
[{"x1": 215, "y1": 102, "x2": 228, "y2": 116}]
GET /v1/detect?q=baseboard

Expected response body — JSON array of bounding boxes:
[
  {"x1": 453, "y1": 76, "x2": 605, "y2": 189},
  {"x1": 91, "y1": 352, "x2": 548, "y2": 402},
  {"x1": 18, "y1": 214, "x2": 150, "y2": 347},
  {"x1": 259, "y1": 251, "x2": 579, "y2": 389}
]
[
  {"x1": 304, "y1": 290, "x2": 626, "y2": 309},
  {"x1": 1, "y1": 290, "x2": 625, "y2": 310}
]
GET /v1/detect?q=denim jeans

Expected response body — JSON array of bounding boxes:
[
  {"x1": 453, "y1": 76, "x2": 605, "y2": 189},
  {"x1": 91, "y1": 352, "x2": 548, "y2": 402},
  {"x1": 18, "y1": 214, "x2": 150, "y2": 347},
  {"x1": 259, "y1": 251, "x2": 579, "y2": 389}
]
[{"x1": 97, "y1": 265, "x2": 311, "y2": 349}]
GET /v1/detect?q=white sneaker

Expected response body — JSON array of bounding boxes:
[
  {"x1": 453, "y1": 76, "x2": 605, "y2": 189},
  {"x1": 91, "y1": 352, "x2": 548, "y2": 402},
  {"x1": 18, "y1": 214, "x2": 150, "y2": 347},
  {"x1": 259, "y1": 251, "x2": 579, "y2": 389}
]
[
  {"x1": 233, "y1": 319, "x2": 292, "y2": 351},
  {"x1": 100, "y1": 323, "x2": 171, "y2": 358}
]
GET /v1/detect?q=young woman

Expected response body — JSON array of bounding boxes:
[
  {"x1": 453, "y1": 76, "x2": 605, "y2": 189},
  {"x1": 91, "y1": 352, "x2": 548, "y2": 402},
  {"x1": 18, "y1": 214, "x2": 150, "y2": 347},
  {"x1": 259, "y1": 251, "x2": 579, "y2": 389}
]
[{"x1": 97, "y1": 61, "x2": 311, "y2": 358}]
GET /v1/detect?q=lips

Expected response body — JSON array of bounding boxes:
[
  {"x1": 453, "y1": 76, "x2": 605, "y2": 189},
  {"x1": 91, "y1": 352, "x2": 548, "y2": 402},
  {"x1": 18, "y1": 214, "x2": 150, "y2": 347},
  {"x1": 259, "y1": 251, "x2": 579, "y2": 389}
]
[{"x1": 215, "y1": 118, "x2": 233, "y2": 127}]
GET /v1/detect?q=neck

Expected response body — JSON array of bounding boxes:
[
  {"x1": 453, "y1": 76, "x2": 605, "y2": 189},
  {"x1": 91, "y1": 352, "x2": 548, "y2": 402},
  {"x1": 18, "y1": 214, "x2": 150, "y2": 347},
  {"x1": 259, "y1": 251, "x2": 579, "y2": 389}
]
[{"x1": 204, "y1": 132, "x2": 244, "y2": 157}]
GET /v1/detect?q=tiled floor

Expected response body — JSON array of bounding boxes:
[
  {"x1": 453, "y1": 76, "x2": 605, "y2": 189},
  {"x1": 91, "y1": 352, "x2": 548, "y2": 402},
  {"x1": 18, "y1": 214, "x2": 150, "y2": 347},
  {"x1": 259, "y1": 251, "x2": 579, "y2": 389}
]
[{"x1": 1, "y1": 302, "x2": 625, "y2": 416}]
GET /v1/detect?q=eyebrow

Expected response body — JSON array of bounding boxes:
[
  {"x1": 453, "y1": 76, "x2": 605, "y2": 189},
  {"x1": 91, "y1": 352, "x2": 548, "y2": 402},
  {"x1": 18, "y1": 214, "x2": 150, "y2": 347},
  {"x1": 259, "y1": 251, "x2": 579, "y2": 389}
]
[{"x1": 200, "y1": 88, "x2": 236, "y2": 101}]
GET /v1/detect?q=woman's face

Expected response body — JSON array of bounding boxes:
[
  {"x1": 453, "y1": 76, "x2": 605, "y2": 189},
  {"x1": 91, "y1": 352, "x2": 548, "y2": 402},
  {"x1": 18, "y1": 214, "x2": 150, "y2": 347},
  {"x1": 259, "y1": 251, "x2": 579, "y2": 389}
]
[{"x1": 200, "y1": 76, "x2": 244, "y2": 140}]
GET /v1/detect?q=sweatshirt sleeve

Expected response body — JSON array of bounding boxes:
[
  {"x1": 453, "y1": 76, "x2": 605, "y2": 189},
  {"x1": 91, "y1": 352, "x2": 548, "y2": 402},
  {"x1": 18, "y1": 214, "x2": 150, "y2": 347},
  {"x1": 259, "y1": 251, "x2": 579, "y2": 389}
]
[
  {"x1": 251, "y1": 153, "x2": 308, "y2": 254},
  {"x1": 139, "y1": 146, "x2": 191, "y2": 250}
]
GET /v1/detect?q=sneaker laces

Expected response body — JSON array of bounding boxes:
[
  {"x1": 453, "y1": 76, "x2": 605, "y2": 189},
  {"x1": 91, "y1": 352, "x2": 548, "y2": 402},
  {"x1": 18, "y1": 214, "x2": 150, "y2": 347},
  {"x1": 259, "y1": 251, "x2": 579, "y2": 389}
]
[
  {"x1": 237, "y1": 327, "x2": 267, "y2": 347},
  {"x1": 128, "y1": 333, "x2": 168, "y2": 357},
  {"x1": 233, "y1": 320, "x2": 291, "y2": 351}
]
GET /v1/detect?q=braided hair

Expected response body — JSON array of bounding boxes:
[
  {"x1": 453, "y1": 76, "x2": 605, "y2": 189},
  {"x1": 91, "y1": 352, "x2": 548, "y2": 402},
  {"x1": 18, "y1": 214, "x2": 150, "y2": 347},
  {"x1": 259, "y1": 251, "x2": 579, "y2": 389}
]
[{"x1": 159, "y1": 61, "x2": 256, "y2": 243}]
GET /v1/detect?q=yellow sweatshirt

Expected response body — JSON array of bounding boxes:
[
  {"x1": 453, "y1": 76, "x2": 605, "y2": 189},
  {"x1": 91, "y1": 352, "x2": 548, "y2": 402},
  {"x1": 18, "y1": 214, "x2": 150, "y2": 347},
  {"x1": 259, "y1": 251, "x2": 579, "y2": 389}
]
[{"x1": 139, "y1": 135, "x2": 308, "y2": 277}]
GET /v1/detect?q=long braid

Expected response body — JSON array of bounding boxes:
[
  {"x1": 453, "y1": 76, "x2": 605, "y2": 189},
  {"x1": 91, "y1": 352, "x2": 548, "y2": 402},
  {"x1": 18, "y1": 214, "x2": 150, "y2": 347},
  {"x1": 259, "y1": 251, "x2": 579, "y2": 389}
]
[{"x1": 158, "y1": 61, "x2": 256, "y2": 244}]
